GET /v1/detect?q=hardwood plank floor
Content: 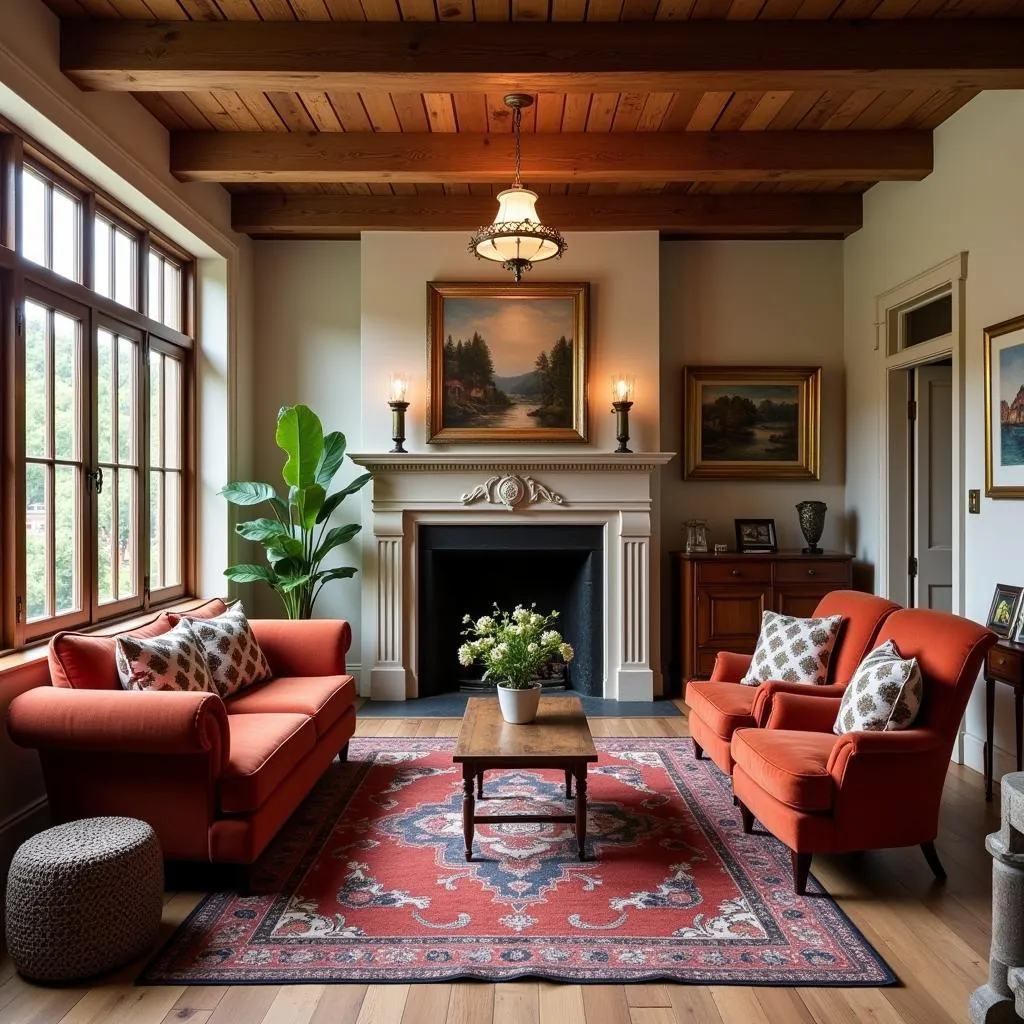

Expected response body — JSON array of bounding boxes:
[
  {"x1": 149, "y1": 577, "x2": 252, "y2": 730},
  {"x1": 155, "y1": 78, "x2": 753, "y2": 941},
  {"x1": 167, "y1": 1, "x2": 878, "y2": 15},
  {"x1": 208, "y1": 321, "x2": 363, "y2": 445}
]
[{"x1": 0, "y1": 712, "x2": 999, "y2": 1024}]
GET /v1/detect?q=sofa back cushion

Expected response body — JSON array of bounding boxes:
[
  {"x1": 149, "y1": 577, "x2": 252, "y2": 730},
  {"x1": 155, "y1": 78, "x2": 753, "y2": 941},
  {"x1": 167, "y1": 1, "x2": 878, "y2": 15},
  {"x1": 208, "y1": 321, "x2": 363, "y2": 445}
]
[{"x1": 48, "y1": 598, "x2": 229, "y2": 690}]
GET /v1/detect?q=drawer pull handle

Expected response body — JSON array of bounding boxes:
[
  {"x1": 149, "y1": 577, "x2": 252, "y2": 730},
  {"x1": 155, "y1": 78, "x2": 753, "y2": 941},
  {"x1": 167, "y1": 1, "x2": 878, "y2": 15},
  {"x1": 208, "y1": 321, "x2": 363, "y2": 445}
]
[
  {"x1": 807, "y1": 569, "x2": 817, "y2": 576},
  {"x1": 730, "y1": 570, "x2": 741, "y2": 577}
]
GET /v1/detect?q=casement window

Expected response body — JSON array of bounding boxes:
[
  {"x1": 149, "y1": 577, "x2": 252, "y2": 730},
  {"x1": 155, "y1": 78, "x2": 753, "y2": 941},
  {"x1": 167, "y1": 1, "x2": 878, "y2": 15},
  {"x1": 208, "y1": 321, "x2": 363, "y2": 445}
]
[{"x1": 0, "y1": 132, "x2": 195, "y2": 649}]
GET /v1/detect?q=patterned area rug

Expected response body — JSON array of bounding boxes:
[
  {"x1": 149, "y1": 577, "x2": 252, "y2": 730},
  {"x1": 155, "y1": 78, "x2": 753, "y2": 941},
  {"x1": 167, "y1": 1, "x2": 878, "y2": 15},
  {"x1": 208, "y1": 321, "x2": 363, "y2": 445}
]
[{"x1": 141, "y1": 737, "x2": 895, "y2": 986}]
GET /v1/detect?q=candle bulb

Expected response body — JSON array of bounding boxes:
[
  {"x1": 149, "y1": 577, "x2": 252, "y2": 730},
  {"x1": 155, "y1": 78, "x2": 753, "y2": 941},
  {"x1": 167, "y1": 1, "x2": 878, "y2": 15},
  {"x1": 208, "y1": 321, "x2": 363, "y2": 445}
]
[
  {"x1": 611, "y1": 375, "x2": 635, "y2": 403},
  {"x1": 389, "y1": 373, "x2": 409, "y2": 403}
]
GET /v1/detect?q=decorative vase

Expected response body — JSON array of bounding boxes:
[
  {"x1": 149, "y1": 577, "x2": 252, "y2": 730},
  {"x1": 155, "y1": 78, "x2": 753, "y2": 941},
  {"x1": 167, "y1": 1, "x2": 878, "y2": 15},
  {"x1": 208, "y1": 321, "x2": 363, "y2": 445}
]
[
  {"x1": 795, "y1": 500, "x2": 828, "y2": 555},
  {"x1": 497, "y1": 682, "x2": 543, "y2": 724}
]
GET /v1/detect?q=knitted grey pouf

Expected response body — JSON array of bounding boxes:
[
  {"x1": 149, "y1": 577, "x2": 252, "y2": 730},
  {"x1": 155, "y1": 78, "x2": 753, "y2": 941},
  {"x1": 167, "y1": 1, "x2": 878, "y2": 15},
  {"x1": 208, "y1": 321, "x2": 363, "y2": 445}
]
[{"x1": 5, "y1": 817, "x2": 163, "y2": 982}]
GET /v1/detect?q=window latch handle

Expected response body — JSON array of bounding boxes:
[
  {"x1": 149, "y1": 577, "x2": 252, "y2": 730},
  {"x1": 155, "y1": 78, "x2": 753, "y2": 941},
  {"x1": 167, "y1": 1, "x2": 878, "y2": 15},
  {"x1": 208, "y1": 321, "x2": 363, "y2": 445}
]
[{"x1": 87, "y1": 467, "x2": 103, "y2": 495}]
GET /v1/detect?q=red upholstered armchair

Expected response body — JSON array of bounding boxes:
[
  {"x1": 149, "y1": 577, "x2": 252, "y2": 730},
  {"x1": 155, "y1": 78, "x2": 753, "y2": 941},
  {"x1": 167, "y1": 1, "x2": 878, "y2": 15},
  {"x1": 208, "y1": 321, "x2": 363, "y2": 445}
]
[
  {"x1": 685, "y1": 591, "x2": 900, "y2": 775},
  {"x1": 730, "y1": 608, "x2": 996, "y2": 893}
]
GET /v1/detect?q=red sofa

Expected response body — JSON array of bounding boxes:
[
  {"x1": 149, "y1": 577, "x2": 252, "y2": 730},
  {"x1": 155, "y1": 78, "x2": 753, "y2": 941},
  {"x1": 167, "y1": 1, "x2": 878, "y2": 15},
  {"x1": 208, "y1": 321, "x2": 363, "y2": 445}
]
[
  {"x1": 7, "y1": 600, "x2": 357, "y2": 866},
  {"x1": 685, "y1": 590, "x2": 900, "y2": 775}
]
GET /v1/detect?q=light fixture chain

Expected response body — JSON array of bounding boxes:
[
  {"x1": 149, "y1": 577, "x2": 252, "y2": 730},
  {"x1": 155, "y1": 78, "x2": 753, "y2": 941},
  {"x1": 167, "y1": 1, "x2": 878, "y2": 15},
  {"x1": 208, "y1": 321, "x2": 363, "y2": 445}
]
[{"x1": 513, "y1": 104, "x2": 522, "y2": 189}]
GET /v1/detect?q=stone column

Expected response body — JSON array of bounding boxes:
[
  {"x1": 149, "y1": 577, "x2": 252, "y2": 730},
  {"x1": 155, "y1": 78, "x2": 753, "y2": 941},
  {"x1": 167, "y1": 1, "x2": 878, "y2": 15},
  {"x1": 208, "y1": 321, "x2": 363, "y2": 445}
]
[{"x1": 970, "y1": 772, "x2": 1024, "y2": 1024}]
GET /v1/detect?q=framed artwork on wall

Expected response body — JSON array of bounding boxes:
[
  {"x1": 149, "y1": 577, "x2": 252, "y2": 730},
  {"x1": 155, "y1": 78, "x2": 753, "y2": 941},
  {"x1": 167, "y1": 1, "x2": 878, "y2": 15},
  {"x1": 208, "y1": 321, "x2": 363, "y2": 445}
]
[
  {"x1": 986, "y1": 583, "x2": 1023, "y2": 638},
  {"x1": 426, "y1": 281, "x2": 589, "y2": 444},
  {"x1": 735, "y1": 518, "x2": 778, "y2": 553},
  {"x1": 683, "y1": 365, "x2": 821, "y2": 480},
  {"x1": 984, "y1": 314, "x2": 1024, "y2": 498}
]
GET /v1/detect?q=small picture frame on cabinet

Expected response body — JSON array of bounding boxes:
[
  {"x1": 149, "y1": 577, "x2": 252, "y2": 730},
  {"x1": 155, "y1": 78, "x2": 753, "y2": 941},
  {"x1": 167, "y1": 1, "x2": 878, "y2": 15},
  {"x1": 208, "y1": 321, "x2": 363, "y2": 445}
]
[
  {"x1": 986, "y1": 583, "x2": 1024, "y2": 639},
  {"x1": 734, "y1": 518, "x2": 778, "y2": 553}
]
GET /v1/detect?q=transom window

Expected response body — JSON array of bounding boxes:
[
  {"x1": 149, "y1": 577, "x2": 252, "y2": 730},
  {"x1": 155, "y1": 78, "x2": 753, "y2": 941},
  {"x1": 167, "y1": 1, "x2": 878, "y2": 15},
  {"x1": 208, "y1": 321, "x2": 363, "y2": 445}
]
[{"x1": 0, "y1": 128, "x2": 195, "y2": 648}]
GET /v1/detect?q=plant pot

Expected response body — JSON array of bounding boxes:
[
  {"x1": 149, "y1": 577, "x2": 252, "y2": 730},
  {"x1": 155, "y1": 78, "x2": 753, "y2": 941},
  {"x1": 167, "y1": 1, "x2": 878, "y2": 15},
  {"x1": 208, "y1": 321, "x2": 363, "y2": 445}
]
[{"x1": 497, "y1": 682, "x2": 543, "y2": 724}]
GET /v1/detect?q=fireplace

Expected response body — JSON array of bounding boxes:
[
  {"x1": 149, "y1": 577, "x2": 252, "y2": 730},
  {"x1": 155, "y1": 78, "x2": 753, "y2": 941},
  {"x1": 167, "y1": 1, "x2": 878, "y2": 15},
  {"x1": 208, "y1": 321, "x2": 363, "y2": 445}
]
[{"x1": 417, "y1": 525, "x2": 604, "y2": 697}]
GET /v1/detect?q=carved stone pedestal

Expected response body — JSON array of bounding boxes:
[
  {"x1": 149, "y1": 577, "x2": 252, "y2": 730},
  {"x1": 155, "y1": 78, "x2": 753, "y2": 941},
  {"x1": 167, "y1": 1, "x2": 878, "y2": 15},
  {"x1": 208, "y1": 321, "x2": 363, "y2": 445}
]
[{"x1": 970, "y1": 772, "x2": 1024, "y2": 1024}]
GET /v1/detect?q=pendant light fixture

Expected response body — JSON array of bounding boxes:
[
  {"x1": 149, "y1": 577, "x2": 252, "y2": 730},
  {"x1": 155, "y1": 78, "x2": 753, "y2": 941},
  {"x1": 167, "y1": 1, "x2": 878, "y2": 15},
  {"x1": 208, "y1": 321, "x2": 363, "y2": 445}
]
[{"x1": 468, "y1": 94, "x2": 567, "y2": 284}]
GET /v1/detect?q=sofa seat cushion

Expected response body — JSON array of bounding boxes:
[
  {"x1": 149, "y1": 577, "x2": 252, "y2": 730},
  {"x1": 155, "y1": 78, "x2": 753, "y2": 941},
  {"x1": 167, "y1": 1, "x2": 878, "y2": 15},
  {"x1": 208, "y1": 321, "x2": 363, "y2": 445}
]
[
  {"x1": 731, "y1": 729, "x2": 838, "y2": 812},
  {"x1": 220, "y1": 713, "x2": 316, "y2": 815},
  {"x1": 225, "y1": 675, "x2": 356, "y2": 738},
  {"x1": 685, "y1": 681, "x2": 757, "y2": 739}
]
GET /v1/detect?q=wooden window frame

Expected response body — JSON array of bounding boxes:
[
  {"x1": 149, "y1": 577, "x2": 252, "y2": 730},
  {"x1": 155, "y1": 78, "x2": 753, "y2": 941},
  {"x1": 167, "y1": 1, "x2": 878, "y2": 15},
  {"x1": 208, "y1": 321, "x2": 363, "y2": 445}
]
[{"x1": 0, "y1": 126, "x2": 197, "y2": 652}]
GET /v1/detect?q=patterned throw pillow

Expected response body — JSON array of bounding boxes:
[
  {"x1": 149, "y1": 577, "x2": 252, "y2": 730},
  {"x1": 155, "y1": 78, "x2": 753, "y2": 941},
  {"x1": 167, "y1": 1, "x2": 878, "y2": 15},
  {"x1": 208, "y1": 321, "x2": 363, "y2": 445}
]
[
  {"x1": 184, "y1": 603, "x2": 272, "y2": 698},
  {"x1": 833, "y1": 639, "x2": 923, "y2": 735},
  {"x1": 116, "y1": 620, "x2": 216, "y2": 693},
  {"x1": 740, "y1": 611, "x2": 843, "y2": 687}
]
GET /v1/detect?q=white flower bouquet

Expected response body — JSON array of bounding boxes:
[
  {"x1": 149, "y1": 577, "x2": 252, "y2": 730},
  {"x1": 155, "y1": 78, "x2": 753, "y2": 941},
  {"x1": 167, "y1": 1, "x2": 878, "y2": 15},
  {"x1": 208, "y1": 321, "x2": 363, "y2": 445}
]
[{"x1": 458, "y1": 603, "x2": 575, "y2": 690}]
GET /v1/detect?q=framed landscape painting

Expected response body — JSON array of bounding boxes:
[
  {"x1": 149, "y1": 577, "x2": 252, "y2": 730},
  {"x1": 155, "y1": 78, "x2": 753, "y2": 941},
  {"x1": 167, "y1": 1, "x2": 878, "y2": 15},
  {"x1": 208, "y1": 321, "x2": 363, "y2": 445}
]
[
  {"x1": 683, "y1": 366, "x2": 821, "y2": 480},
  {"x1": 427, "y1": 282, "x2": 589, "y2": 444},
  {"x1": 985, "y1": 314, "x2": 1024, "y2": 498}
]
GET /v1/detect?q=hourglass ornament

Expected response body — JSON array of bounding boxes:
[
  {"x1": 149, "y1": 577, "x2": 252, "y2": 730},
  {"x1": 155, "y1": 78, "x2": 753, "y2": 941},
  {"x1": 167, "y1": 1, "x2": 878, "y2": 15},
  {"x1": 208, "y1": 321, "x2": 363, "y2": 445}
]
[{"x1": 795, "y1": 500, "x2": 827, "y2": 555}]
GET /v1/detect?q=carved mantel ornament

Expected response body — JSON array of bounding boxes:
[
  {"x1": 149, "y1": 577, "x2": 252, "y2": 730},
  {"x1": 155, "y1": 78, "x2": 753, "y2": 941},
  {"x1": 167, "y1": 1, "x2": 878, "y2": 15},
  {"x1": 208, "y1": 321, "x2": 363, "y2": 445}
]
[{"x1": 460, "y1": 474, "x2": 567, "y2": 511}]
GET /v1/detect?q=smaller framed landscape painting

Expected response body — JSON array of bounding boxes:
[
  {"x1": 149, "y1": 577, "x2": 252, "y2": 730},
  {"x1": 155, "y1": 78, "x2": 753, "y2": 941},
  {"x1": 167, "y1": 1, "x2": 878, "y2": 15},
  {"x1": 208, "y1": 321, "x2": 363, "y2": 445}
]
[
  {"x1": 735, "y1": 518, "x2": 778, "y2": 553},
  {"x1": 986, "y1": 583, "x2": 1023, "y2": 639},
  {"x1": 985, "y1": 314, "x2": 1024, "y2": 498},
  {"x1": 683, "y1": 366, "x2": 821, "y2": 480},
  {"x1": 426, "y1": 282, "x2": 589, "y2": 444}
]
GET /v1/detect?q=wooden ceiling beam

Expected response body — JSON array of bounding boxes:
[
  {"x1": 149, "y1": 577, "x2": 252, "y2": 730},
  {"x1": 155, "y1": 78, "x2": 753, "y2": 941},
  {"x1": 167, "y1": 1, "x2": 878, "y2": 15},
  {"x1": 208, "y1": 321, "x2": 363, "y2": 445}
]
[
  {"x1": 62, "y1": 19, "x2": 1024, "y2": 93},
  {"x1": 171, "y1": 130, "x2": 931, "y2": 183},
  {"x1": 230, "y1": 191, "x2": 863, "y2": 237}
]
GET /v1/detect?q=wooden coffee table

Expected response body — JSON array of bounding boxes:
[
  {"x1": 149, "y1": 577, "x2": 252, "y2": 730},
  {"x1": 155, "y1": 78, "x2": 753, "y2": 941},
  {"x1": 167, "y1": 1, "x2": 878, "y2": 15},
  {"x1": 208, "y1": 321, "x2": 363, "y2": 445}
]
[{"x1": 452, "y1": 696, "x2": 599, "y2": 862}]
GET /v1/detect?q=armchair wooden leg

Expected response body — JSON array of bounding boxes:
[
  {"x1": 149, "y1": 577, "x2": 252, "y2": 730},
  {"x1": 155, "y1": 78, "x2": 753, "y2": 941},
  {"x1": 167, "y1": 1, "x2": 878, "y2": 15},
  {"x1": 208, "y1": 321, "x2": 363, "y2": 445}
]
[
  {"x1": 791, "y1": 850, "x2": 811, "y2": 895},
  {"x1": 339, "y1": 742, "x2": 349, "y2": 762},
  {"x1": 921, "y1": 841, "x2": 947, "y2": 881},
  {"x1": 738, "y1": 801, "x2": 754, "y2": 834},
  {"x1": 692, "y1": 738, "x2": 704, "y2": 761}
]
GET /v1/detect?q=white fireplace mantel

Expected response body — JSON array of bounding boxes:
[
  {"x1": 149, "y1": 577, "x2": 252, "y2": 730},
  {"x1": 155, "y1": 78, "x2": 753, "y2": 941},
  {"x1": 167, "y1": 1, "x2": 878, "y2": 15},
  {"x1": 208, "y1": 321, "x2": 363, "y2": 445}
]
[{"x1": 350, "y1": 451, "x2": 675, "y2": 702}]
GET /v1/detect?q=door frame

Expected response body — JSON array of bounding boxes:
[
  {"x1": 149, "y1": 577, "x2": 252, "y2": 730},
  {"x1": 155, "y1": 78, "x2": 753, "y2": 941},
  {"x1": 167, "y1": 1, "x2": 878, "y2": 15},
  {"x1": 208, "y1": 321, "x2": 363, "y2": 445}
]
[{"x1": 876, "y1": 252, "x2": 967, "y2": 617}]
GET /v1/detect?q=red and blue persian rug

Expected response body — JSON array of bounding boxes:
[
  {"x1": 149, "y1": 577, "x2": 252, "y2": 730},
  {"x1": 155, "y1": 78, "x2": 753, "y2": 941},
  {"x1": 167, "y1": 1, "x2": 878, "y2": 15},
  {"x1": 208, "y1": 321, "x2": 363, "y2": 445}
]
[{"x1": 141, "y1": 737, "x2": 895, "y2": 986}]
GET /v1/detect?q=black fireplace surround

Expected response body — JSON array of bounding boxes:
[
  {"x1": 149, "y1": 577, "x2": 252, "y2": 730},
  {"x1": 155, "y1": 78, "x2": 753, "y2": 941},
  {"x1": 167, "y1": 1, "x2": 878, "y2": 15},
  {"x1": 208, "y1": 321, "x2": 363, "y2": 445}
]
[{"x1": 417, "y1": 524, "x2": 604, "y2": 697}]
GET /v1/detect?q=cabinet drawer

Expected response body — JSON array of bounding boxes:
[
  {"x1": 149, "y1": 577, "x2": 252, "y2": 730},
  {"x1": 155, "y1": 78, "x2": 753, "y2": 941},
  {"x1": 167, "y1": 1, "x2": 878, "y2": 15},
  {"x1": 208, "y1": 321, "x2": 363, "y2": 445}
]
[
  {"x1": 773, "y1": 560, "x2": 850, "y2": 585},
  {"x1": 697, "y1": 560, "x2": 772, "y2": 585},
  {"x1": 988, "y1": 645, "x2": 1023, "y2": 682}
]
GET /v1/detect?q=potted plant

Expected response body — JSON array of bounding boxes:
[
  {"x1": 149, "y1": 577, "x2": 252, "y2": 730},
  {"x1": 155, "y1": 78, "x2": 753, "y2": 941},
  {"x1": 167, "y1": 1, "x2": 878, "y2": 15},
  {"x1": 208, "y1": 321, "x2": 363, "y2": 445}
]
[
  {"x1": 220, "y1": 405, "x2": 371, "y2": 619},
  {"x1": 458, "y1": 604, "x2": 575, "y2": 724}
]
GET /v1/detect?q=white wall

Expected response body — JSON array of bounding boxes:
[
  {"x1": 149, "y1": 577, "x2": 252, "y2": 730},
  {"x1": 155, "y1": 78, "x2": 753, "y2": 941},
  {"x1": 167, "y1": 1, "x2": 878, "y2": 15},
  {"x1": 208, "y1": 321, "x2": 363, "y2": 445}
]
[
  {"x1": 250, "y1": 241, "x2": 364, "y2": 663},
  {"x1": 844, "y1": 90, "x2": 1024, "y2": 777},
  {"x1": 660, "y1": 241, "x2": 847, "y2": 555}
]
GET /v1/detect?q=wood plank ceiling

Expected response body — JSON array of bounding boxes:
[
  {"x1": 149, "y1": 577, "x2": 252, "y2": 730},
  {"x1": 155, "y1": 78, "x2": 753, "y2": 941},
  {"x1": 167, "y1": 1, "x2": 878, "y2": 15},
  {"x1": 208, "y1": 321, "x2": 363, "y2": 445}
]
[{"x1": 45, "y1": 0, "x2": 1024, "y2": 238}]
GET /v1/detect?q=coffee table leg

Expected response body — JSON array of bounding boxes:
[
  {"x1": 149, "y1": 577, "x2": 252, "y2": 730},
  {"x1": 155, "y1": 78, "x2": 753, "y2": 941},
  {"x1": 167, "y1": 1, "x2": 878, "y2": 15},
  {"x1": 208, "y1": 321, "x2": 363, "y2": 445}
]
[
  {"x1": 575, "y1": 765, "x2": 588, "y2": 861},
  {"x1": 462, "y1": 764, "x2": 475, "y2": 861},
  {"x1": 564, "y1": 768, "x2": 573, "y2": 799}
]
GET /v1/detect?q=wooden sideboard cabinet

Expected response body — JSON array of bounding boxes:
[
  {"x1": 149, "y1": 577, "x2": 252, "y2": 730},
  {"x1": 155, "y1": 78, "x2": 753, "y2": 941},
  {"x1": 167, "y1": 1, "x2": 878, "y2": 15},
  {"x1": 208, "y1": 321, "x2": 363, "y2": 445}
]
[{"x1": 670, "y1": 550, "x2": 855, "y2": 688}]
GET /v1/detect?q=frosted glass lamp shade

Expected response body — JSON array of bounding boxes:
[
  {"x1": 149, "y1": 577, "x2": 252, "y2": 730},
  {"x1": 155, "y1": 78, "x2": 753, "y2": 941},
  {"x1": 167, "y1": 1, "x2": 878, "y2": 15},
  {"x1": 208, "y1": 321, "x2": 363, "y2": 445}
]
[{"x1": 470, "y1": 189, "x2": 566, "y2": 268}]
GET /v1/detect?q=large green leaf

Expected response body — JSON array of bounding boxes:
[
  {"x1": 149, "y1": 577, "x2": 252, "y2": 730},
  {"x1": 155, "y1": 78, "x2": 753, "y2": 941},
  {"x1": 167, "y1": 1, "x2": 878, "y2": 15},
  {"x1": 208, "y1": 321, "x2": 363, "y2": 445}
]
[
  {"x1": 278, "y1": 574, "x2": 314, "y2": 593},
  {"x1": 235, "y1": 518, "x2": 291, "y2": 545},
  {"x1": 276, "y1": 405, "x2": 324, "y2": 489},
  {"x1": 313, "y1": 566, "x2": 358, "y2": 586},
  {"x1": 221, "y1": 481, "x2": 278, "y2": 506},
  {"x1": 316, "y1": 431, "x2": 347, "y2": 490},
  {"x1": 294, "y1": 483, "x2": 326, "y2": 532},
  {"x1": 312, "y1": 523, "x2": 361, "y2": 564},
  {"x1": 224, "y1": 563, "x2": 279, "y2": 585},
  {"x1": 266, "y1": 536, "x2": 304, "y2": 564},
  {"x1": 315, "y1": 473, "x2": 372, "y2": 523}
]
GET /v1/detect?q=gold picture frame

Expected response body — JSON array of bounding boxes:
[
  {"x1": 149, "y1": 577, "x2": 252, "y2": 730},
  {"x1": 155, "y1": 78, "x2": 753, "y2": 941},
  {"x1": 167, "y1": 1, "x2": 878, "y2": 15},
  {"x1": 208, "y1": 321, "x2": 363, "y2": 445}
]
[
  {"x1": 427, "y1": 282, "x2": 589, "y2": 445},
  {"x1": 984, "y1": 313, "x2": 1024, "y2": 498},
  {"x1": 683, "y1": 365, "x2": 821, "y2": 480}
]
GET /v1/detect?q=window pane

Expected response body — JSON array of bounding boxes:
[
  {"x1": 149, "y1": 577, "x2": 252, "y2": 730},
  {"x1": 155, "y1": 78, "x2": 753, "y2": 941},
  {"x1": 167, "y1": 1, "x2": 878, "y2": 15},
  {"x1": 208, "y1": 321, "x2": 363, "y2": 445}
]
[
  {"x1": 97, "y1": 329, "x2": 113, "y2": 463},
  {"x1": 54, "y1": 464, "x2": 80, "y2": 615},
  {"x1": 118, "y1": 468, "x2": 136, "y2": 598},
  {"x1": 114, "y1": 229, "x2": 135, "y2": 308},
  {"x1": 94, "y1": 217, "x2": 111, "y2": 298},
  {"x1": 163, "y1": 261, "x2": 181, "y2": 331},
  {"x1": 24, "y1": 301, "x2": 49, "y2": 459},
  {"x1": 150, "y1": 350, "x2": 162, "y2": 466},
  {"x1": 165, "y1": 356, "x2": 181, "y2": 470},
  {"x1": 117, "y1": 337, "x2": 135, "y2": 464},
  {"x1": 165, "y1": 470, "x2": 181, "y2": 587},
  {"x1": 51, "y1": 188, "x2": 79, "y2": 283},
  {"x1": 25, "y1": 463, "x2": 49, "y2": 621},
  {"x1": 53, "y1": 312, "x2": 79, "y2": 461},
  {"x1": 21, "y1": 169, "x2": 46, "y2": 268},
  {"x1": 147, "y1": 251, "x2": 161, "y2": 322},
  {"x1": 97, "y1": 480, "x2": 114, "y2": 604},
  {"x1": 149, "y1": 470, "x2": 162, "y2": 591}
]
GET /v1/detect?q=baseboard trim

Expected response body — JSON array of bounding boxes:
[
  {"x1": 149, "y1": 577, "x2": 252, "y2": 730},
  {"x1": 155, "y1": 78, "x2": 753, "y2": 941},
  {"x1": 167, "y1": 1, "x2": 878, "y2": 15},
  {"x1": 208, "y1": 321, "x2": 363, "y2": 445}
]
[{"x1": 963, "y1": 732, "x2": 1015, "y2": 784}]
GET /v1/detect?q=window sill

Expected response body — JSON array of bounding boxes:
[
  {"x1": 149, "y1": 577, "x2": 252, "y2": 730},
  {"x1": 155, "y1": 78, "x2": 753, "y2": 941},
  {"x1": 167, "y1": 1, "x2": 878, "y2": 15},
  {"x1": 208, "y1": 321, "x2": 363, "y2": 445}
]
[{"x1": 0, "y1": 596, "x2": 216, "y2": 673}]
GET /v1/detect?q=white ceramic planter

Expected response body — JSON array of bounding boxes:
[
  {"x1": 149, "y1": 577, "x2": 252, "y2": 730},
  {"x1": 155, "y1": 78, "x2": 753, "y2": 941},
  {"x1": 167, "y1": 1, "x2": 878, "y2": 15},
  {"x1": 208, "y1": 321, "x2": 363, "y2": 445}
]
[{"x1": 497, "y1": 683, "x2": 543, "y2": 724}]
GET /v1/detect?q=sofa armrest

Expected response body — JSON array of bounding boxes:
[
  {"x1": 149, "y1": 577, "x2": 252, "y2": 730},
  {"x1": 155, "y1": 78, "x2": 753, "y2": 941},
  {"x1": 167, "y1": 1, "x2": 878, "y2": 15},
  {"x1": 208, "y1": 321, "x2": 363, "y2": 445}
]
[
  {"x1": 752, "y1": 682, "x2": 847, "y2": 726},
  {"x1": 249, "y1": 619, "x2": 351, "y2": 677},
  {"x1": 709, "y1": 651, "x2": 753, "y2": 683},
  {"x1": 7, "y1": 688, "x2": 229, "y2": 772},
  {"x1": 827, "y1": 728, "x2": 940, "y2": 779},
  {"x1": 763, "y1": 692, "x2": 843, "y2": 733}
]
